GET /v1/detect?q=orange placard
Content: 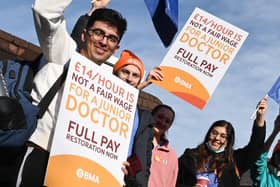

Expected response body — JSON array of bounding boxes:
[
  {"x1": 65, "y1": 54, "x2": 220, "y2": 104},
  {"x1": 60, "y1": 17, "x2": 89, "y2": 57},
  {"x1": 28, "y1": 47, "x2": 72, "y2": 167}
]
[
  {"x1": 154, "y1": 66, "x2": 209, "y2": 109},
  {"x1": 45, "y1": 155, "x2": 120, "y2": 187}
]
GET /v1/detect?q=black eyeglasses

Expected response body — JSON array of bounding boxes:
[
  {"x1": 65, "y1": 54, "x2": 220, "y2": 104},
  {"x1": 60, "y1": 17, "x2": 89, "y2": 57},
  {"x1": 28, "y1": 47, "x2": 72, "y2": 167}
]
[{"x1": 87, "y1": 28, "x2": 119, "y2": 45}]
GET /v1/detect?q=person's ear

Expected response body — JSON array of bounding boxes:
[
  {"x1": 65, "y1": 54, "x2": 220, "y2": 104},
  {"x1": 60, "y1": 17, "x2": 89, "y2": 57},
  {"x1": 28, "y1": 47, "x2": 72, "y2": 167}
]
[{"x1": 81, "y1": 29, "x2": 87, "y2": 42}]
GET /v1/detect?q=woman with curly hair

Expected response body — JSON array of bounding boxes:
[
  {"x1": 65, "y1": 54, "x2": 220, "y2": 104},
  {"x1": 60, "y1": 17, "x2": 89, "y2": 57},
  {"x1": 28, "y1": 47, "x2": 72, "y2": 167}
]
[{"x1": 176, "y1": 98, "x2": 267, "y2": 187}]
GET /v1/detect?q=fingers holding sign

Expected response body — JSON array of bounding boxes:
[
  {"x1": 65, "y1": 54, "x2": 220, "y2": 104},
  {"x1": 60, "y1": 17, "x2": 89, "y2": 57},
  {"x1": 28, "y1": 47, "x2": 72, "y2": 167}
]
[{"x1": 137, "y1": 66, "x2": 164, "y2": 90}]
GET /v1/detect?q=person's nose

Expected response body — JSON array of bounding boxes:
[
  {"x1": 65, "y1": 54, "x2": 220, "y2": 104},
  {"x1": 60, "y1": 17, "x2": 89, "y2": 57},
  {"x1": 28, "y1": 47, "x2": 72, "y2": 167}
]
[
  {"x1": 99, "y1": 36, "x2": 108, "y2": 45},
  {"x1": 125, "y1": 73, "x2": 133, "y2": 82},
  {"x1": 215, "y1": 134, "x2": 224, "y2": 141}
]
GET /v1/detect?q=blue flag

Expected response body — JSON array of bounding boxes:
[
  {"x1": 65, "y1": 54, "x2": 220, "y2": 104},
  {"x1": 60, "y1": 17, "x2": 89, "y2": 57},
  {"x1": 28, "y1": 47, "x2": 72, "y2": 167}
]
[
  {"x1": 144, "y1": 0, "x2": 178, "y2": 47},
  {"x1": 268, "y1": 76, "x2": 280, "y2": 104}
]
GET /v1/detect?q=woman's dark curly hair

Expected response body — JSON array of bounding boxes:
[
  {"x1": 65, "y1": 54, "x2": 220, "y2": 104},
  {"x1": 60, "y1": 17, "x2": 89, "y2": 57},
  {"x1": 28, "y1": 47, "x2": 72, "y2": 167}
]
[{"x1": 195, "y1": 120, "x2": 235, "y2": 177}]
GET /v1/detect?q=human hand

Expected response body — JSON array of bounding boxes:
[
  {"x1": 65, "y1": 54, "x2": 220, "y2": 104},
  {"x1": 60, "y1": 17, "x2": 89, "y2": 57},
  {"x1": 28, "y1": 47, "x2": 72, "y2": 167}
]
[
  {"x1": 255, "y1": 97, "x2": 268, "y2": 126},
  {"x1": 256, "y1": 97, "x2": 268, "y2": 117},
  {"x1": 137, "y1": 66, "x2": 163, "y2": 90},
  {"x1": 88, "y1": 0, "x2": 111, "y2": 16},
  {"x1": 92, "y1": 0, "x2": 111, "y2": 9},
  {"x1": 121, "y1": 161, "x2": 130, "y2": 175},
  {"x1": 147, "y1": 66, "x2": 164, "y2": 82}
]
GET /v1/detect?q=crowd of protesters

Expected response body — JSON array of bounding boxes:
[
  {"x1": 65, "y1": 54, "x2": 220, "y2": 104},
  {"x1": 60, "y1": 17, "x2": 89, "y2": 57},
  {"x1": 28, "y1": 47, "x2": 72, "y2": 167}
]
[{"x1": 1, "y1": 0, "x2": 280, "y2": 187}]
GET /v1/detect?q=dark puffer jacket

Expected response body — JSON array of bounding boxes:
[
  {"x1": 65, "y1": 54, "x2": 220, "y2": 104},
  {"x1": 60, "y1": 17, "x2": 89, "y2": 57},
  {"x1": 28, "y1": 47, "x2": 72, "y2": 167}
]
[{"x1": 125, "y1": 108, "x2": 154, "y2": 187}]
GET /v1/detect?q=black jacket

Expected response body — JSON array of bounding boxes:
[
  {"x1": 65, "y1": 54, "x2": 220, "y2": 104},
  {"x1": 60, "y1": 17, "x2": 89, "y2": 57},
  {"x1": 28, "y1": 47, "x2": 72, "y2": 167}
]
[
  {"x1": 125, "y1": 108, "x2": 154, "y2": 187},
  {"x1": 176, "y1": 121, "x2": 265, "y2": 187}
]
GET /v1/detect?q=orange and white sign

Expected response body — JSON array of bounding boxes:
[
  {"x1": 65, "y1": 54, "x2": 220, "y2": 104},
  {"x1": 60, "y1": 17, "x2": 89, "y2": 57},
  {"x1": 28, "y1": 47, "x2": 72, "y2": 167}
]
[
  {"x1": 153, "y1": 7, "x2": 248, "y2": 109},
  {"x1": 44, "y1": 52, "x2": 139, "y2": 187}
]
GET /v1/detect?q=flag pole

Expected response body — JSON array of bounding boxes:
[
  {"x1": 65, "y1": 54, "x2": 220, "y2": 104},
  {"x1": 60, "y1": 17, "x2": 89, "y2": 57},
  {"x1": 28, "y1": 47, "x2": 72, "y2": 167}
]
[{"x1": 250, "y1": 94, "x2": 268, "y2": 120}]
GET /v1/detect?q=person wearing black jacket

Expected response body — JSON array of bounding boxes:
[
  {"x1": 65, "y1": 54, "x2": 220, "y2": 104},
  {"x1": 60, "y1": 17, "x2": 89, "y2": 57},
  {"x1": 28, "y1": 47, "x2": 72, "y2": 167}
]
[
  {"x1": 176, "y1": 97, "x2": 267, "y2": 187},
  {"x1": 125, "y1": 108, "x2": 154, "y2": 187}
]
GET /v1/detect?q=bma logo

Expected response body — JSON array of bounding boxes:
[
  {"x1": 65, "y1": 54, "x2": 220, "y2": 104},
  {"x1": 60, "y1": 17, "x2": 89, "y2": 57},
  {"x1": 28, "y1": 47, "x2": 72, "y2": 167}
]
[
  {"x1": 174, "y1": 76, "x2": 192, "y2": 89},
  {"x1": 76, "y1": 168, "x2": 100, "y2": 184}
]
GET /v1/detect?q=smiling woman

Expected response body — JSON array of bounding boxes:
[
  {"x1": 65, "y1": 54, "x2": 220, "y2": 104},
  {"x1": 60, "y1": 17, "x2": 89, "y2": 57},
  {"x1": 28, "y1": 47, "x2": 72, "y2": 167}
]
[
  {"x1": 205, "y1": 121, "x2": 231, "y2": 153},
  {"x1": 176, "y1": 98, "x2": 268, "y2": 187},
  {"x1": 148, "y1": 104, "x2": 178, "y2": 187}
]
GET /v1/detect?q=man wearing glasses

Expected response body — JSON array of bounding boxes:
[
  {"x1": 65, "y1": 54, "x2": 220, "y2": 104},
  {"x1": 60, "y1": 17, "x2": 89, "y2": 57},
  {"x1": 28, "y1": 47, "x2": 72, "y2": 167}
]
[
  {"x1": 15, "y1": 0, "x2": 127, "y2": 186},
  {"x1": 87, "y1": 28, "x2": 120, "y2": 45}
]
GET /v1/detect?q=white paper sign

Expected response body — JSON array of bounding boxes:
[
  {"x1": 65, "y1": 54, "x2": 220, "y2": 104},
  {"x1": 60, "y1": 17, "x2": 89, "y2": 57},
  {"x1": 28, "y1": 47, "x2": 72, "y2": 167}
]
[
  {"x1": 45, "y1": 52, "x2": 139, "y2": 187},
  {"x1": 154, "y1": 7, "x2": 248, "y2": 109}
]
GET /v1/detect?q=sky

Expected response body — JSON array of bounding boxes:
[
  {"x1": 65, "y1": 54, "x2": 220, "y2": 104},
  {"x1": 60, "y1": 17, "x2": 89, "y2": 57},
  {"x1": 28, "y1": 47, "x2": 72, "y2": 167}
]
[{"x1": 1, "y1": 0, "x2": 280, "y2": 156}]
